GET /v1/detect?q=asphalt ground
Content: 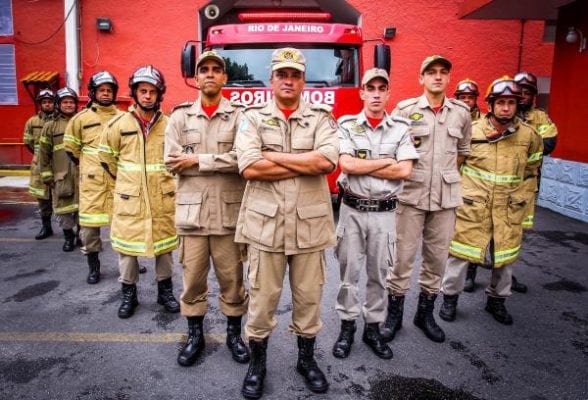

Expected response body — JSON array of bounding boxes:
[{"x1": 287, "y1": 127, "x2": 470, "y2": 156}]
[{"x1": 0, "y1": 178, "x2": 587, "y2": 400}]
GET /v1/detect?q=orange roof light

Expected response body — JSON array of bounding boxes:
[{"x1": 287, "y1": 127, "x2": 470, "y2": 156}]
[{"x1": 238, "y1": 11, "x2": 332, "y2": 23}]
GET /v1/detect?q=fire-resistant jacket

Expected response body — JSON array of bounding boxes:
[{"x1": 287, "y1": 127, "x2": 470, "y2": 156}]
[
  {"x1": 165, "y1": 98, "x2": 245, "y2": 236},
  {"x1": 449, "y1": 116, "x2": 543, "y2": 268},
  {"x1": 38, "y1": 114, "x2": 79, "y2": 215},
  {"x1": 24, "y1": 112, "x2": 53, "y2": 199},
  {"x1": 64, "y1": 103, "x2": 122, "y2": 227},
  {"x1": 98, "y1": 106, "x2": 177, "y2": 257}
]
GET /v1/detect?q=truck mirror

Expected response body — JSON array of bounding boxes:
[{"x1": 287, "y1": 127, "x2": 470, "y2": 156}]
[
  {"x1": 374, "y1": 44, "x2": 391, "y2": 74},
  {"x1": 181, "y1": 43, "x2": 196, "y2": 78}
]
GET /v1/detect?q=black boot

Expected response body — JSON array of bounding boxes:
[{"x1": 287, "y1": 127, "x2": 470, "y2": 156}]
[
  {"x1": 35, "y1": 215, "x2": 53, "y2": 240},
  {"x1": 177, "y1": 316, "x2": 205, "y2": 366},
  {"x1": 138, "y1": 264, "x2": 147, "y2": 274},
  {"x1": 485, "y1": 296, "x2": 513, "y2": 325},
  {"x1": 362, "y1": 323, "x2": 393, "y2": 359},
  {"x1": 511, "y1": 275, "x2": 528, "y2": 294},
  {"x1": 332, "y1": 320, "x2": 356, "y2": 358},
  {"x1": 464, "y1": 263, "x2": 478, "y2": 293},
  {"x1": 62, "y1": 229, "x2": 75, "y2": 252},
  {"x1": 86, "y1": 252, "x2": 100, "y2": 284},
  {"x1": 242, "y1": 338, "x2": 268, "y2": 400},
  {"x1": 157, "y1": 278, "x2": 180, "y2": 313},
  {"x1": 380, "y1": 294, "x2": 404, "y2": 342},
  {"x1": 439, "y1": 294, "x2": 459, "y2": 322},
  {"x1": 227, "y1": 316, "x2": 250, "y2": 363},
  {"x1": 296, "y1": 336, "x2": 329, "y2": 393},
  {"x1": 414, "y1": 292, "x2": 446, "y2": 343},
  {"x1": 118, "y1": 283, "x2": 138, "y2": 319}
]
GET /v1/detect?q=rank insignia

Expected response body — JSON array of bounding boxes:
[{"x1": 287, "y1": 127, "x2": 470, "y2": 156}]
[
  {"x1": 264, "y1": 118, "x2": 280, "y2": 127},
  {"x1": 412, "y1": 136, "x2": 422, "y2": 148},
  {"x1": 356, "y1": 149, "x2": 369, "y2": 159},
  {"x1": 409, "y1": 113, "x2": 424, "y2": 121},
  {"x1": 351, "y1": 122, "x2": 366, "y2": 134}
]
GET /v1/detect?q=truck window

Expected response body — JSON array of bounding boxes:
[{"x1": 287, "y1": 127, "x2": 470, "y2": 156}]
[{"x1": 213, "y1": 46, "x2": 359, "y2": 88}]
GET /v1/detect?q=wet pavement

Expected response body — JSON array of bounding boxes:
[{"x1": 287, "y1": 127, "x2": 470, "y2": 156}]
[{"x1": 0, "y1": 179, "x2": 587, "y2": 400}]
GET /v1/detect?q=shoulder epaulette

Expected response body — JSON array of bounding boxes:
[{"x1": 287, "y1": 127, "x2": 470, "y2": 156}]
[
  {"x1": 230, "y1": 101, "x2": 245, "y2": 108},
  {"x1": 172, "y1": 101, "x2": 194, "y2": 112},
  {"x1": 337, "y1": 114, "x2": 356, "y2": 125},
  {"x1": 396, "y1": 97, "x2": 419, "y2": 110},
  {"x1": 390, "y1": 116, "x2": 410, "y2": 126},
  {"x1": 448, "y1": 98, "x2": 470, "y2": 112},
  {"x1": 245, "y1": 102, "x2": 267, "y2": 111},
  {"x1": 107, "y1": 113, "x2": 126, "y2": 128},
  {"x1": 309, "y1": 103, "x2": 333, "y2": 113}
]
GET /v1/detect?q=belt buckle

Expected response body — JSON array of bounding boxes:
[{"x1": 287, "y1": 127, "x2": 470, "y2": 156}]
[{"x1": 358, "y1": 198, "x2": 379, "y2": 212}]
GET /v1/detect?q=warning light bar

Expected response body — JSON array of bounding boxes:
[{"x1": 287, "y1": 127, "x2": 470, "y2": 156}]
[{"x1": 238, "y1": 11, "x2": 332, "y2": 22}]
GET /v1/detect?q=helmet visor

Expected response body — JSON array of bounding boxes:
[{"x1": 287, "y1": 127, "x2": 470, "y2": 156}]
[
  {"x1": 489, "y1": 80, "x2": 521, "y2": 98},
  {"x1": 514, "y1": 72, "x2": 537, "y2": 88},
  {"x1": 456, "y1": 81, "x2": 478, "y2": 94}
]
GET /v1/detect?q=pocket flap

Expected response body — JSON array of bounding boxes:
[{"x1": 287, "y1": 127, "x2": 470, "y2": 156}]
[
  {"x1": 411, "y1": 127, "x2": 430, "y2": 137},
  {"x1": 161, "y1": 179, "x2": 176, "y2": 195},
  {"x1": 218, "y1": 131, "x2": 235, "y2": 143},
  {"x1": 297, "y1": 203, "x2": 329, "y2": 219},
  {"x1": 448, "y1": 128, "x2": 463, "y2": 139},
  {"x1": 292, "y1": 137, "x2": 314, "y2": 150},
  {"x1": 509, "y1": 195, "x2": 527, "y2": 206},
  {"x1": 116, "y1": 184, "x2": 140, "y2": 197},
  {"x1": 407, "y1": 169, "x2": 426, "y2": 183},
  {"x1": 177, "y1": 192, "x2": 202, "y2": 205},
  {"x1": 442, "y1": 170, "x2": 461, "y2": 183},
  {"x1": 261, "y1": 130, "x2": 283, "y2": 145},
  {"x1": 249, "y1": 201, "x2": 278, "y2": 217},
  {"x1": 222, "y1": 191, "x2": 243, "y2": 204},
  {"x1": 184, "y1": 132, "x2": 201, "y2": 144}
]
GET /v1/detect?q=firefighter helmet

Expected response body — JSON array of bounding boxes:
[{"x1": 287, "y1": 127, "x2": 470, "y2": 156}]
[
  {"x1": 514, "y1": 71, "x2": 538, "y2": 94},
  {"x1": 56, "y1": 87, "x2": 79, "y2": 103},
  {"x1": 485, "y1": 76, "x2": 522, "y2": 103},
  {"x1": 36, "y1": 89, "x2": 55, "y2": 102},
  {"x1": 454, "y1": 79, "x2": 479, "y2": 97},
  {"x1": 88, "y1": 71, "x2": 118, "y2": 103},
  {"x1": 129, "y1": 65, "x2": 166, "y2": 110}
]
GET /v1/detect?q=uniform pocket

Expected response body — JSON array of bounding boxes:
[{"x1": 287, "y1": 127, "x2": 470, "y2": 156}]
[
  {"x1": 292, "y1": 136, "x2": 314, "y2": 153},
  {"x1": 379, "y1": 143, "x2": 398, "y2": 157},
  {"x1": 260, "y1": 129, "x2": 283, "y2": 152},
  {"x1": 175, "y1": 192, "x2": 203, "y2": 229},
  {"x1": 446, "y1": 128, "x2": 463, "y2": 153},
  {"x1": 182, "y1": 130, "x2": 201, "y2": 153},
  {"x1": 441, "y1": 170, "x2": 462, "y2": 208},
  {"x1": 456, "y1": 196, "x2": 487, "y2": 223},
  {"x1": 218, "y1": 131, "x2": 235, "y2": 153},
  {"x1": 243, "y1": 200, "x2": 278, "y2": 247},
  {"x1": 247, "y1": 247, "x2": 261, "y2": 289},
  {"x1": 161, "y1": 177, "x2": 176, "y2": 213},
  {"x1": 114, "y1": 183, "x2": 141, "y2": 217},
  {"x1": 221, "y1": 191, "x2": 243, "y2": 229},
  {"x1": 507, "y1": 195, "x2": 527, "y2": 225},
  {"x1": 399, "y1": 169, "x2": 426, "y2": 205},
  {"x1": 54, "y1": 171, "x2": 74, "y2": 198},
  {"x1": 82, "y1": 170, "x2": 105, "y2": 191},
  {"x1": 296, "y1": 203, "x2": 331, "y2": 249},
  {"x1": 410, "y1": 127, "x2": 430, "y2": 153}
]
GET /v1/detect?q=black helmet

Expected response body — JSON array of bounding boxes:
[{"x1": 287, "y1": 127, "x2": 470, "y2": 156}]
[
  {"x1": 514, "y1": 71, "x2": 538, "y2": 94},
  {"x1": 36, "y1": 88, "x2": 55, "y2": 102},
  {"x1": 88, "y1": 71, "x2": 118, "y2": 104},
  {"x1": 454, "y1": 79, "x2": 479, "y2": 97},
  {"x1": 129, "y1": 65, "x2": 166, "y2": 111}
]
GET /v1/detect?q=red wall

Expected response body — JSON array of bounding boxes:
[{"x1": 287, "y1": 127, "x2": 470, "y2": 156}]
[
  {"x1": 549, "y1": 1, "x2": 588, "y2": 163},
  {"x1": 0, "y1": 0, "x2": 555, "y2": 165}
]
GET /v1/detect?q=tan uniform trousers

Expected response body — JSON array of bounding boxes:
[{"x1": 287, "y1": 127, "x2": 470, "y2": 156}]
[
  {"x1": 80, "y1": 226, "x2": 103, "y2": 254},
  {"x1": 245, "y1": 247, "x2": 326, "y2": 340},
  {"x1": 387, "y1": 204, "x2": 456, "y2": 295},
  {"x1": 442, "y1": 255, "x2": 513, "y2": 298},
  {"x1": 118, "y1": 252, "x2": 173, "y2": 285},
  {"x1": 38, "y1": 197, "x2": 53, "y2": 217},
  {"x1": 56, "y1": 212, "x2": 77, "y2": 230},
  {"x1": 179, "y1": 235, "x2": 248, "y2": 318},
  {"x1": 335, "y1": 203, "x2": 396, "y2": 324}
]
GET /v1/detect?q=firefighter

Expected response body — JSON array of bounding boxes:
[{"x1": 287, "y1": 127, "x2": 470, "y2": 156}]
[
  {"x1": 64, "y1": 71, "x2": 123, "y2": 284},
  {"x1": 332, "y1": 68, "x2": 418, "y2": 360},
  {"x1": 99, "y1": 65, "x2": 179, "y2": 319},
  {"x1": 454, "y1": 79, "x2": 485, "y2": 122},
  {"x1": 38, "y1": 88, "x2": 80, "y2": 252},
  {"x1": 382, "y1": 55, "x2": 472, "y2": 344},
  {"x1": 24, "y1": 89, "x2": 55, "y2": 240},
  {"x1": 164, "y1": 50, "x2": 249, "y2": 367},
  {"x1": 235, "y1": 48, "x2": 338, "y2": 399},
  {"x1": 439, "y1": 76, "x2": 543, "y2": 325}
]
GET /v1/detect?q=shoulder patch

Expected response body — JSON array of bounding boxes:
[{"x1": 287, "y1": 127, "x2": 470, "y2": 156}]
[
  {"x1": 448, "y1": 98, "x2": 470, "y2": 111},
  {"x1": 396, "y1": 97, "x2": 419, "y2": 110},
  {"x1": 309, "y1": 103, "x2": 333, "y2": 113},
  {"x1": 172, "y1": 101, "x2": 193, "y2": 112},
  {"x1": 107, "y1": 113, "x2": 125, "y2": 128}
]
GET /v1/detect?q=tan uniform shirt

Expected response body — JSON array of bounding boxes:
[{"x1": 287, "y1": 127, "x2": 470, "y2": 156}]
[
  {"x1": 235, "y1": 100, "x2": 339, "y2": 255},
  {"x1": 392, "y1": 95, "x2": 472, "y2": 211},
  {"x1": 337, "y1": 111, "x2": 418, "y2": 199},
  {"x1": 165, "y1": 98, "x2": 245, "y2": 236}
]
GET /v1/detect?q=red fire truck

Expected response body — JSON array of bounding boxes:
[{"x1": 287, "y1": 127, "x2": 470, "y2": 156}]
[{"x1": 181, "y1": 0, "x2": 390, "y2": 204}]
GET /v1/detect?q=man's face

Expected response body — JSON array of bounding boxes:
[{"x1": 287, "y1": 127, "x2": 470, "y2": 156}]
[
  {"x1": 59, "y1": 98, "x2": 77, "y2": 116},
  {"x1": 40, "y1": 98, "x2": 54, "y2": 114},
  {"x1": 135, "y1": 82, "x2": 159, "y2": 110},
  {"x1": 492, "y1": 97, "x2": 517, "y2": 120},
  {"x1": 95, "y1": 83, "x2": 115, "y2": 103},
  {"x1": 457, "y1": 94, "x2": 477, "y2": 110},
  {"x1": 520, "y1": 87, "x2": 534, "y2": 107},
  {"x1": 196, "y1": 59, "x2": 227, "y2": 98},
  {"x1": 270, "y1": 68, "x2": 305, "y2": 104},
  {"x1": 419, "y1": 63, "x2": 450, "y2": 96},
  {"x1": 360, "y1": 78, "x2": 389, "y2": 115}
]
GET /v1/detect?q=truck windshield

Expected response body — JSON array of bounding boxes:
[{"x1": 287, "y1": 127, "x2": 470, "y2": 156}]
[{"x1": 213, "y1": 46, "x2": 359, "y2": 88}]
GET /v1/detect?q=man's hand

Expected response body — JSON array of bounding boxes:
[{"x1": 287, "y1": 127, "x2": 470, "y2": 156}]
[{"x1": 165, "y1": 151, "x2": 199, "y2": 174}]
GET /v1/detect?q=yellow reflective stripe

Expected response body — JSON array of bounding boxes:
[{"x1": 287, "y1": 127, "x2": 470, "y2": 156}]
[
  {"x1": 79, "y1": 213, "x2": 110, "y2": 225},
  {"x1": 111, "y1": 236, "x2": 146, "y2": 254},
  {"x1": 537, "y1": 124, "x2": 554, "y2": 136},
  {"x1": 54, "y1": 203, "x2": 79, "y2": 214},
  {"x1": 527, "y1": 152, "x2": 542, "y2": 163},
  {"x1": 98, "y1": 144, "x2": 115, "y2": 155},
  {"x1": 41, "y1": 171, "x2": 53, "y2": 178},
  {"x1": 33, "y1": 143, "x2": 40, "y2": 151},
  {"x1": 494, "y1": 246, "x2": 520, "y2": 264},
  {"x1": 28, "y1": 186, "x2": 46, "y2": 197},
  {"x1": 53, "y1": 143, "x2": 65, "y2": 152},
  {"x1": 64, "y1": 134, "x2": 81, "y2": 145},
  {"x1": 522, "y1": 215, "x2": 534, "y2": 227},
  {"x1": 118, "y1": 162, "x2": 166, "y2": 173},
  {"x1": 39, "y1": 136, "x2": 50, "y2": 144},
  {"x1": 24, "y1": 133, "x2": 32, "y2": 141},
  {"x1": 462, "y1": 165, "x2": 521, "y2": 184},
  {"x1": 154, "y1": 235, "x2": 178, "y2": 253},
  {"x1": 82, "y1": 147, "x2": 100, "y2": 155},
  {"x1": 146, "y1": 163, "x2": 166, "y2": 172},
  {"x1": 450, "y1": 240, "x2": 482, "y2": 260}
]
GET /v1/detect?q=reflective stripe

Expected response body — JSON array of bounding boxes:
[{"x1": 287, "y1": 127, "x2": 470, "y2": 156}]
[
  {"x1": 154, "y1": 235, "x2": 178, "y2": 254},
  {"x1": 146, "y1": 163, "x2": 166, "y2": 172},
  {"x1": 450, "y1": 240, "x2": 483, "y2": 260},
  {"x1": 98, "y1": 144, "x2": 115, "y2": 155},
  {"x1": 82, "y1": 147, "x2": 100, "y2": 155},
  {"x1": 28, "y1": 186, "x2": 46, "y2": 197},
  {"x1": 79, "y1": 213, "x2": 110, "y2": 226},
  {"x1": 54, "y1": 203, "x2": 79, "y2": 214},
  {"x1": 41, "y1": 171, "x2": 53, "y2": 178},
  {"x1": 494, "y1": 245, "x2": 520, "y2": 264},
  {"x1": 461, "y1": 165, "x2": 521, "y2": 184},
  {"x1": 39, "y1": 136, "x2": 50, "y2": 144},
  {"x1": 33, "y1": 143, "x2": 40, "y2": 151},
  {"x1": 118, "y1": 162, "x2": 166, "y2": 173},
  {"x1": 64, "y1": 134, "x2": 81, "y2": 145},
  {"x1": 53, "y1": 143, "x2": 65, "y2": 152},
  {"x1": 522, "y1": 215, "x2": 534, "y2": 227},
  {"x1": 537, "y1": 124, "x2": 553, "y2": 136},
  {"x1": 111, "y1": 236, "x2": 146, "y2": 254},
  {"x1": 527, "y1": 152, "x2": 542, "y2": 163}
]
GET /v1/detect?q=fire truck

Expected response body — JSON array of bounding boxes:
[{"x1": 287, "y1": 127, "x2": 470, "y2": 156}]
[{"x1": 181, "y1": 0, "x2": 391, "y2": 204}]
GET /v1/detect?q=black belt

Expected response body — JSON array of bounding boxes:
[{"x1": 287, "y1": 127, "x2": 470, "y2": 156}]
[{"x1": 342, "y1": 192, "x2": 397, "y2": 212}]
